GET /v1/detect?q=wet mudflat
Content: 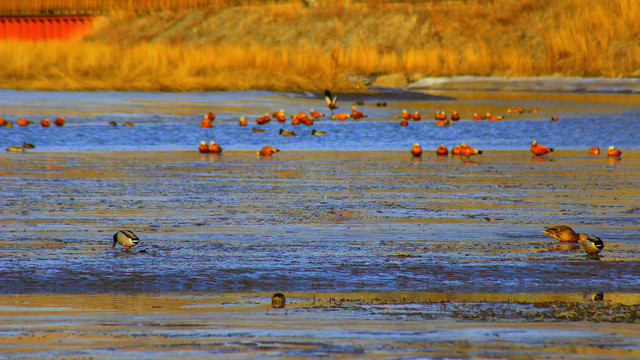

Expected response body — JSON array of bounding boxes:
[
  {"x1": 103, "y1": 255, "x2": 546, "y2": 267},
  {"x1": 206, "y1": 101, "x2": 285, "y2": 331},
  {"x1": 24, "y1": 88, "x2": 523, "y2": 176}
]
[
  {"x1": 0, "y1": 149, "x2": 639, "y2": 358},
  {"x1": 1, "y1": 85, "x2": 639, "y2": 358}
]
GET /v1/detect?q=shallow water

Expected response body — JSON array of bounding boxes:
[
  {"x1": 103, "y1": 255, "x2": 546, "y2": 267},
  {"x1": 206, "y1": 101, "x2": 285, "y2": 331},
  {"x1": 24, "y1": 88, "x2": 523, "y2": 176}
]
[
  {"x1": 1, "y1": 88, "x2": 639, "y2": 151},
  {"x1": 1, "y1": 87, "x2": 639, "y2": 358}
]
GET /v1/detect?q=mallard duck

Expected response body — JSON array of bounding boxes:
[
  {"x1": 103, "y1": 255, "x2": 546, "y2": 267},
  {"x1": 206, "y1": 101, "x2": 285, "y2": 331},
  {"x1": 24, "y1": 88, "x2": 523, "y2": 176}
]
[
  {"x1": 541, "y1": 225, "x2": 580, "y2": 242},
  {"x1": 112, "y1": 230, "x2": 140, "y2": 252},
  {"x1": 411, "y1": 143, "x2": 422, "y2": 157},
  {"x1": 530, "y1": 140, "x2": 553, "y2": 156},
  {"x1": 252, "y1": 127, "x2": 266, "y2": 133},
  {"x1": 6, "y1": 145, "x2": 24, "y2": 152},
  {"x1": 108, "y1": 121, "x2": 118, "y2": 126},
  {"x1": 279, "y1": 128, "x2": 297, "y2": 136},
  {"x1": 578, "y1": 233, "x2": 604, "y2": 256},
  {"x1": 257, "y1": 146, "x2": 279, "y2": 156},
  {"x1": 310, "y1": 129, "x2": 326, "y2": 136},
  {"x1": 271, "y1": 293, "x2": 286, "y2": 308}
]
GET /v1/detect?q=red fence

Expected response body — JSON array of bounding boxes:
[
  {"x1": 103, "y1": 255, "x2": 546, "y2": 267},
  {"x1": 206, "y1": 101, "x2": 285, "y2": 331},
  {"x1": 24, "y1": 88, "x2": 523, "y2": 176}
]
[{"x1": 0, "y1": 16, "x2": 94, "y2": 41}]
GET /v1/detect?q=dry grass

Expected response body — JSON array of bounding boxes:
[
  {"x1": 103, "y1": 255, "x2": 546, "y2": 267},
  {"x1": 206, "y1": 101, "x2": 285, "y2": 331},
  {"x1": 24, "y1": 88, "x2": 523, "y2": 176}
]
[{"x1": 0, "y1": 0, "x2": 638, "y2": 91}]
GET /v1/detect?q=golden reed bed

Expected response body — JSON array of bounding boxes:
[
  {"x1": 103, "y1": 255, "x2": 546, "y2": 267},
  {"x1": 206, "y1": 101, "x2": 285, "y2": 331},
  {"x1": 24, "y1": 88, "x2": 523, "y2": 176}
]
[{"x1": 0, "y1": 0, "x2": 638, "y2": 92}]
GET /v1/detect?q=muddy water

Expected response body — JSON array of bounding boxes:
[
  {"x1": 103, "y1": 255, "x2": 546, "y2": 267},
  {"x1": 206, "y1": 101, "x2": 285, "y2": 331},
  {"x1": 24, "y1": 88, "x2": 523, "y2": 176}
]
[{"x1": 1, "y1": 87, "x2": 640, "y2": 358}]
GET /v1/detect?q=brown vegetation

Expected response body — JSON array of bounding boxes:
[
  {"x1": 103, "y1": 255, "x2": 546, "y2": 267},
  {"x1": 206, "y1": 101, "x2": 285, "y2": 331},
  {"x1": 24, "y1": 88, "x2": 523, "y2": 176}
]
[{"x1": 0, "y1": 0, "x2": 638, "y2": 91}]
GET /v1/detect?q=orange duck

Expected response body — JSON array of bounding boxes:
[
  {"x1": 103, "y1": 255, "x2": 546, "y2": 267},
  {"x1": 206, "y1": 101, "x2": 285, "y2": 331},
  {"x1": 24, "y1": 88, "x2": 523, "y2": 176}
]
[
  {"x1": 412, "y1": 111, "x2": 421, "y2": 121},
  {"x1": 198, "y1": 141, "x2": 209, "y2": 153},
  {"x1": 208, "y1": 141, "x2": 222, "y2": 153},
  {"x1": 460, "y1": 143, "x2": 482, "y2": 157},
  {"x1": 54, "y1": 117, "x2": 65, "y2": 126},
  {"x1": 508, "y1": 108, "x2": 525, "y2": 114},
  {"x1": 400, "y1": 119, "x2": 408, "y2": 126},
  {"x1": 206, "y1": 112, "x2": 215, "y2": 121},
  {"x1": 272, "y1": 109, "x2": 284, "y2": 118},
  {"x1": 607, "y1": 146, "x2": 622, "y2": 157},
  {"x1": 530, "y1": 140, "x2": 553, "y2": 156},
  {"x1": 550, "y1": 116, "x2": 559, "y2": 122},
  {"x1": 239, "y1": 116, "x2": 247, "y2": 126},
  {"x1": 451, "y1": 111, "x2": 460, "y2": 121},
  {"x1": 435, "y1": 119, "x2": 452, "y2": 126},
  {"x1": 17, "y1": 118, "x2": 32, "y2": 126},
  {"x1": 325, "y1": 89, "x2": 338, "y2": 110},
  {"x1": 486, "y1": 113, "x2": 503, "y2": 121},
  {"x1": 472, "y1": 113, "x2": 486, "y2": 120},
  {"x1": 0, "y1": 117, "x2": 6, "y2": 126},
  {"x1": 310, "y1": 109, "x2": 324, "y2": 118},
  {"x1": 451, "y1": 145, "x2": 462, "y2": 155},
  {"x1": 588, "y1": 146, "x2": 600, "y2": 155},
  {"x1": 256, "y1": 115, "x2": 269, "y2": 125},
  {"x1": 351, "y1": 106, "x2": 367, "y2": 119},
  {"x1": 411, "y1": 143, "x2": 422, "y2": 157},
  {"x1": 436, "y1": 144, "x2": 448, "y2": 156},
  {"x1": 332, "y1": 112, "x2": 351, "y2": 120},
  {"x1": 257, "y1": 146, "x2": 279, "y2": 156},
  {"x1": 401, "y1": 110, "x2": 411, "y2": 120},
  {"x1": 41, "y1": 118, "x2": 50, "y2": 127},
  {"x1": 435, "y1": 111, "x2": 447, "y2": 121},
  {"x1": 200, "y1": 116, "x2": 213, "y2": 128}
]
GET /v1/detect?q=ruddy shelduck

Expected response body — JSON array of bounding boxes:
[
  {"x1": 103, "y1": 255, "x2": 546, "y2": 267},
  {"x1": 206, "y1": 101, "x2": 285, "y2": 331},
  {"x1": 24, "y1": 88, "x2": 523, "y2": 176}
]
[
  {"x1": 607, "y1": 146, "x2": 622, "y2": 157},
  {"x1": 436, "y1": 144, "x2": 448, "y2": 156},
  {"x1": 257, "y1": 146, "x2": 279, "y2": 156},
  {"x1": 208, "y1": 141, "x2": 222, "y2": 153},
  {"x1": 411, "y1": 143, "x2": 422, "y2": 157},
  {"x1": 530, "y1": 140, "x2": 553, "y2": 156}
]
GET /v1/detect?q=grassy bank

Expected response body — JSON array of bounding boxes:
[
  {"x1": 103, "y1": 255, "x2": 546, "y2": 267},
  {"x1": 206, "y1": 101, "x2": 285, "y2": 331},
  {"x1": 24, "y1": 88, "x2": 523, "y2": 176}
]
[{"x1": 1, "y1": 0, "x2": 638, "y2": 91}]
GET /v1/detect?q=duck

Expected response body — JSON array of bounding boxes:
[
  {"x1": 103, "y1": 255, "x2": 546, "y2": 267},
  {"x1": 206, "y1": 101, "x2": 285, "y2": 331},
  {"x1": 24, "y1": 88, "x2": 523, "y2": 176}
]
[
  {"x1": 279, "y1": 128, "x2": 297, "y2": 136},
  {"x1": 41, "y1": 118, "x2": 50, "y2": 127},
  {"x1": 400, "y1": 119, "x2": 408, "y2": 126},
  {"x1": 508, "y1": 108, "x2": 524, "y2": 114},
  {"x1": 401, "y1": 110, "x2": 411, "y2": 120},
  {"x1": 206, "y1": 112, "x2": 215, "y2": 121},
  {"x1": 122, "y1": 122, "x2": 136, "y2": 126},
  {"x1": 435, "y1": 119, "x2": 452, "y2": 126},
  {"x1": 412, "y1": 111, "x2": 421, "y2": 121},
  {"x1": 578, "y1": 233, "x2": 604, "y2": 256},
  {"x1": 411, "y1": 143, "x2": 422, "y2": 157},
  {"x1": 324, "y1": 89, "x2": 338, "y2": 110},
  {"x1": 252, "y1": 127, "x2": 266, "y2": 133},
  {"x1": 550, "y1": 116, "x2": 559, "y2": 122},
  {"x1": 436, "y1": 144, "x2": 448, "y2": 156},
  {"x1": 541, "y1": 225, "x2": 581, "y2": 242},
  {"x1": 486, "y1": 113, "x2": 503, "y2": 121},
  {"x1": 17, "y1": 118, "x2": 32, "y2": 126},
  {"x1": 112, "y1": 230, "x2": 140, "y2": 252},
  {"x1": 589, "y1": 146, "x2": 600, "y2": 155},
  {"x1": 239, "y1": 117, "x2": 247, "y2": 126},
  {"x1": 200, "y1": 116, "x2": 213, "y2": 127},
  {"x1": 208, "y1": 140, "x2": 222, "y2": 153},
  {"x1": 272, "y1": 109, "x2": 284, "y2": 118},
  {"x1": 198, "y1": 141, "x2": 209, "y2": 153},
  {"x1": 257, "y1": 146, "x2": 279, "y2": 156},
  {"x1": 6, "y1": 145, "x2": 24, "y2": 152},
  {"x1": 0, "y1": 117, "x2": 6, "y2": 126},
  {"x1": 451, "y1": 111, "x2": 460, "y2": 121},
  {"x1": 271, "y1": 293, "x2": 286, "y2": 308},
  {"x1": 435, "y1": 111, "x2": 447, "y2": 121},
  {"x1": 22, "y1": 142, "x2": 35, "y2": 149},
  {"x1": 54, "y1": 117, "x2": 65, "y2": 126},
  {"x1": 472, "y1": 113, "x2": 486, "y2": 120},
  {"x1": 108, "y1": 121, "x2": 118, "y2": 126},
  {"x1": 310, "y1": 109, "x2": 324, "y2": 118},
  {"x1": 607, "y1": 146, "x2": 622, "y2": 157},
  {"x1": 332, "y1": 112, "x2": 351, "y2": 120},
  {"x1": 530, "y1": 140, "x2": 553, "y2": 156},
  {"x1": 351, "y1": 106, "x2": 367, "y2": 119},
  {"x1": 451, "y1": 145, "x2": 462, "y2": 155},
  {"x1": 310, "y1": 129, "x2": 326, "y2": 136},
  {"x1": 5, "y1": 121, "x2": 13, "y2": 128},
  {"x1": 460, "y1": 143, "x2": 482, "y2": 157}
]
